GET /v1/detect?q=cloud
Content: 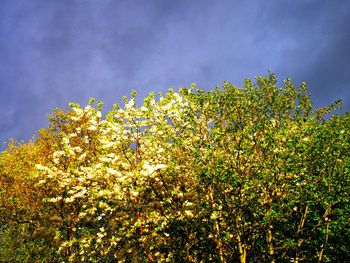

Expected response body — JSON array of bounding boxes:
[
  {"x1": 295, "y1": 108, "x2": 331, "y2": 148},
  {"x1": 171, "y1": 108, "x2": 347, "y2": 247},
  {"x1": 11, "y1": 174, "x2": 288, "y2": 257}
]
[{"x1": 0, "y1": 0, "x2": 349, "y2": 149}]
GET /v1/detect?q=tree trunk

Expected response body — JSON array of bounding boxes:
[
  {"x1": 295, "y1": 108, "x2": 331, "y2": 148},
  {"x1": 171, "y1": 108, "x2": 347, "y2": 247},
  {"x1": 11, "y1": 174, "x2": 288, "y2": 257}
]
[
  {"x1": 209, "y1": 190, "x2": 225, "y2": 262},
  {"x1": 318, "y1": 223, "x2": 329, "y2": 262},
  {"x1": 267, "y1": 226, "x2": 275, "y2": 263},
  {"x1": 213, "y1": 218, "x2": 225, "y2": 262},
  {"x1": 295, "y1": 205, "x2": 309, "y2": 263},
  {"x1": 236, "y1": 233, "x2": 246, "y2": 263}
]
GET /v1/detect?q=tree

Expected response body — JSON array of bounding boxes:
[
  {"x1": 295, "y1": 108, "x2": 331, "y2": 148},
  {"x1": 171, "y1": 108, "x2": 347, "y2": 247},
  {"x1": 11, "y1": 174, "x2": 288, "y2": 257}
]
[
  {"x1": 0, "y1": 140, "x2": 59, "y2": 261},
  {"x1": 1, "y1": 73, "x2": 349, "y2": 262}
]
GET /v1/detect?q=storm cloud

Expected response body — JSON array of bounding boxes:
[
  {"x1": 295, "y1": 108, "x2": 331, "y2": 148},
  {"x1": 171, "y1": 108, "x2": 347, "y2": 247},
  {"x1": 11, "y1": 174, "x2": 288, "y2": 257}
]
[{"x1": 0, "y1": 0, "x2": 349, "y2": 149}]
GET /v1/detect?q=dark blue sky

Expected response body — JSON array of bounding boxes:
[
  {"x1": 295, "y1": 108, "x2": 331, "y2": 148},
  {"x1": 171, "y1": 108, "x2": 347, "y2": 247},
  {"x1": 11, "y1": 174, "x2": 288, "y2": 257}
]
[{"x1": 1, "y1": 0, "x2": 349, "y2": 149}]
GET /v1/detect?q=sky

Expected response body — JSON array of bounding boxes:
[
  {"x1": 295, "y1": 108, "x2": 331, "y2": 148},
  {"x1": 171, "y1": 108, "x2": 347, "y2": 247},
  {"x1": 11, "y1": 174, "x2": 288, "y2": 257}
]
[{"x1": 1, "y1": 0, "x2": 349, "y2": 149}]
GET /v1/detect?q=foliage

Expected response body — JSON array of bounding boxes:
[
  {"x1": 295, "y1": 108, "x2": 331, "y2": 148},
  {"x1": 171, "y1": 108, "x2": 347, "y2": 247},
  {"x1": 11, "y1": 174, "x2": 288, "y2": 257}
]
[{"x1": 0, "y1": 74, "x2": 349, "y2": 262}]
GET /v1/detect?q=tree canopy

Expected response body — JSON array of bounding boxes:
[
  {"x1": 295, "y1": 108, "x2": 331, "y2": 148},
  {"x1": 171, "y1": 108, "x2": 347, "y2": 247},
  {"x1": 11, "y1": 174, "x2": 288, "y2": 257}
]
[{"x1": 1, "y1": 74, "x2": 349, "y2": 262}]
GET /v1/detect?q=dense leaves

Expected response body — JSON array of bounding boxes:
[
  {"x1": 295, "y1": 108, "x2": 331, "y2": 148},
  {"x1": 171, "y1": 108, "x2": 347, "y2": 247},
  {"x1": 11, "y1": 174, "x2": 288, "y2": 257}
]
[{"x1": 1, "y1": 74, "x2": 349, "y2": 262}]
